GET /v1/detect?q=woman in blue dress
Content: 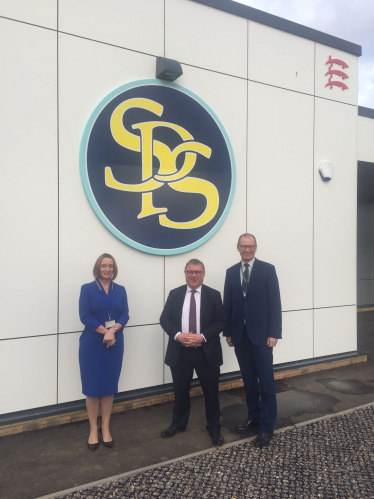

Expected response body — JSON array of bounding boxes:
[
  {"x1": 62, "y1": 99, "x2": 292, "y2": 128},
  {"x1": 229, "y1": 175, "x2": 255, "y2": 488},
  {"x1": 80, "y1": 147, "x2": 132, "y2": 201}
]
[{"x1": 79, "y1": 253, "x2": 129, "y2": 451}]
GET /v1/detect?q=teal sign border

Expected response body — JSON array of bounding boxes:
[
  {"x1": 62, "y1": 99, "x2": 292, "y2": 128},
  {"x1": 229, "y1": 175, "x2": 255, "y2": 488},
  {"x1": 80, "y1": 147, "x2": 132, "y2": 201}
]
[{"x1": 80, "y1": 79, "x2": 236, "y2": 255}]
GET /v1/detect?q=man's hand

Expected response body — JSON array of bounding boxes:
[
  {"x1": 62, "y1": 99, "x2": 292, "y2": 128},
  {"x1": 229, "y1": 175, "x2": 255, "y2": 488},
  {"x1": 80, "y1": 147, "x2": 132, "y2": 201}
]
[
  {"x1": 266, "y1": 337, "x2": 278, "y2": 348},
  {"x1": 186, "y1": 333, "x2": 204, "y2": 347},
  {"x1": 226, "y1": 336, "x2": 234, "y2": 347},
  {"x1": 177, "y1": 333, "x2": 191, "y2": 346}
]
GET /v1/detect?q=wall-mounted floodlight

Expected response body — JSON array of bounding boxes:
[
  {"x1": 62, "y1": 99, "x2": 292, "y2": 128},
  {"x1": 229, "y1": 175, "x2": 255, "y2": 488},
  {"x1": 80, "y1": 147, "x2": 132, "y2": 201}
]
[
  {"x1": 319, "y1": 161, "x2": 334, "y2": 181},
  {"x1": 156, "y1": 57, "x2": 183, "y2": 81}
]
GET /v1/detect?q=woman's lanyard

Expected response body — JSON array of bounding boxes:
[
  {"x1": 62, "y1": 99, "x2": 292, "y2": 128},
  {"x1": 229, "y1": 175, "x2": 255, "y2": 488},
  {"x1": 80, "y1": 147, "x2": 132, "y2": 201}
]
[{"x1": 96, "y1": 279, "x2": 114, "y2": 322}]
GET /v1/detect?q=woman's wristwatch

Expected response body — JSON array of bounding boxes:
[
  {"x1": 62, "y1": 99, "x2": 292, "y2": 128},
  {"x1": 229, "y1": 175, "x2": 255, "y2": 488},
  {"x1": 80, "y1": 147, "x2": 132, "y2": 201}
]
[{"x1": 113, "y1": 326, "x2": 118, "y2": 332}]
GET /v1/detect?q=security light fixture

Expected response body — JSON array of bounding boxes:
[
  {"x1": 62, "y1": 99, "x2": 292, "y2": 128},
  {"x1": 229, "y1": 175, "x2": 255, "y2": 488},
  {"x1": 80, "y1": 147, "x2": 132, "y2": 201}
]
[
  {"x1": 156, "y1": 57, "x2": 183, "y2": 81},
  {"x1": 319, "y1": 161, "x2": 334, "y2": 181}
]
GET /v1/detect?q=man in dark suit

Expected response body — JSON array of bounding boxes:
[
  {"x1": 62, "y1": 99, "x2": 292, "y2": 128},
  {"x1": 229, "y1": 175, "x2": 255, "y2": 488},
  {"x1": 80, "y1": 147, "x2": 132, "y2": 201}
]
[
  {"x1": 160, "y1": 258, "x2": 226, "y2": 446},
  {"x1": 223, "y1": 233, "x2": 282, "y2": 447}
]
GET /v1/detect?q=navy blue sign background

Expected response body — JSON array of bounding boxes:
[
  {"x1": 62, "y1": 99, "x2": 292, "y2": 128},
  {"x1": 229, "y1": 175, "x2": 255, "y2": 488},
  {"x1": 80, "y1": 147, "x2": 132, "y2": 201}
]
[{"x1": 81, "y1": 81, "x2": 235, "y2": 254}]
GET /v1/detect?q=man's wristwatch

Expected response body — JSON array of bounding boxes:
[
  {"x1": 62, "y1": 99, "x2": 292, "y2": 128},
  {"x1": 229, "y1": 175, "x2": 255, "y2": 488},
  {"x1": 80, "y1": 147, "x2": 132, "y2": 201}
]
[{"x1": 113, "y1": 326, "x2": 118, "y2": 332}]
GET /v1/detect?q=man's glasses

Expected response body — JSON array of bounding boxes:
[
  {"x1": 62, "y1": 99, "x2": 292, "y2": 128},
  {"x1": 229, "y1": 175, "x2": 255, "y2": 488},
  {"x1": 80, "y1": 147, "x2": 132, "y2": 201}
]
[
  {"x1": 185, "y1": 270, "x2": 203, "y2": 275},
  {"x1": 238, "y1": 245, "x2": 256, "y2": 250}
]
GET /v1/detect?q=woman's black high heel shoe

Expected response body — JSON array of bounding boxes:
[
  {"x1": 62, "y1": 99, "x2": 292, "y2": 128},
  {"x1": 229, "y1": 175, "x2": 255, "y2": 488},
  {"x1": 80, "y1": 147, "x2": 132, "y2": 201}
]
[
  {"x1": 99, "y1": 428, "x2": 114, "y2": 448},
  {"x1": 87, "y1": 430, "x2": 100, "y2": 451}
]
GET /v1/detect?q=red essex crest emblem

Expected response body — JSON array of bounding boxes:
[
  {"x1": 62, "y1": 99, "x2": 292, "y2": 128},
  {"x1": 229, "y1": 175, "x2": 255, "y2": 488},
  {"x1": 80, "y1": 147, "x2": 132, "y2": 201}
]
[{"x1": 325, "y1": 55, "x2": 349, "y2": 90}]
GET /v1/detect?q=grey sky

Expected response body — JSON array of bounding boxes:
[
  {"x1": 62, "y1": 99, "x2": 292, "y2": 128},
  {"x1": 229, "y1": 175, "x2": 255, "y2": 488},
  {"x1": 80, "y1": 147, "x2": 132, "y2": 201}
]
[{"x1": 234, "y1": 0, "x2": 374, "y2": 108}]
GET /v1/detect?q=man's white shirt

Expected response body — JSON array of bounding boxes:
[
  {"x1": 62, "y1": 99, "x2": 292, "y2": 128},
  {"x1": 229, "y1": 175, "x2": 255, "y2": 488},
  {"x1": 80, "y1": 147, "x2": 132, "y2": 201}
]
[{"x1": 174, "y1": 285, "x2": 206, "y2": 343}]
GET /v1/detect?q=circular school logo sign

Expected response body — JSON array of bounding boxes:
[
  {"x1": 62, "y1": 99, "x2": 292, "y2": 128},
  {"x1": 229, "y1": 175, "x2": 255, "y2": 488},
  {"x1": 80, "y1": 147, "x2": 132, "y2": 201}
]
[{"x1": 80, "y1": 79, "x2": 235, "y2": 255}]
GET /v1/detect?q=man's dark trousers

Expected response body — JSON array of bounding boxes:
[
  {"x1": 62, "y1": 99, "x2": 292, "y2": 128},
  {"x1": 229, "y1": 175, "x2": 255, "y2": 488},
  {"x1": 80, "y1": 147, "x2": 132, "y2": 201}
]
[
  {"x1": 235, "y1": 327, "x2": 276, "y2": 432},
  {"x1": 171, "y1": 347, "x2": 220, "y2": 431}
]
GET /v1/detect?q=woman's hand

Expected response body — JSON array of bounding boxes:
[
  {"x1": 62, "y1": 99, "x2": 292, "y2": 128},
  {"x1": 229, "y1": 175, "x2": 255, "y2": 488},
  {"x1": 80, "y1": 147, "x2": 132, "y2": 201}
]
[{"x1": 103, "y1": 329, "x2": 116, "y2": 348}]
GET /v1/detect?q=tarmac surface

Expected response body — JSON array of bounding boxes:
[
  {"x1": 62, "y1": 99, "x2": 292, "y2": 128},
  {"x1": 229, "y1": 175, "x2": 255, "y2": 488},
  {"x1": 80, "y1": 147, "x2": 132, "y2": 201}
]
[{"x1": 1, "y1": 311, "x2": 374, "y2": 499}]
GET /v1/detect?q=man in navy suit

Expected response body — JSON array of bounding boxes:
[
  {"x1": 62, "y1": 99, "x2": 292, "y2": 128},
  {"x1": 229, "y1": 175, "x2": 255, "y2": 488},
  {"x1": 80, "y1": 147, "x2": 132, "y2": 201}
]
[
  {"x1": 223, "y1": 234, "x2": 282, "y2": 447},
  {"x1": 160, "y1": 259, "x2": 226, "y2": 446}
]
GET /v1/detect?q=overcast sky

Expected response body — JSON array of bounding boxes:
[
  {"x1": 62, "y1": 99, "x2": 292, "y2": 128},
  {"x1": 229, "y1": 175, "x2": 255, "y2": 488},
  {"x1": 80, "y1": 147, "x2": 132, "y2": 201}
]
[{"x1": 234, "y1": 0, "x2": 374, "y2": 108}]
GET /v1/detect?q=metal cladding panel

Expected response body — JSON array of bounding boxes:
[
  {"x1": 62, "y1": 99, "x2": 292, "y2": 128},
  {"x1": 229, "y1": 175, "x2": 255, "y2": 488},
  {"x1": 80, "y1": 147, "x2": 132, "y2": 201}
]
[
  {"x1": 357, "y1": 280, "x2": 367, "y2": 306},
  {"x1": 58, "y1": 332, "x2": 82, "y2": 404},
  {"x1": 247, "y1": 81, "x2": 314, "y2": 312},
  {"x1": 248, "y1": 21, "x2": 314, "y2": 95},
  {"x1": 314, "y1": 306, "x2": 357, "y2": 357},
  {"x1": 357, "y1": 116, "x2": 374, "y2": 163},
  {"x1": 58, "y1": 34, "x2": 164, "y2": 333},
  {"x1": 163, "y1": 64, "x2": 247, "y2": 297},
  {"x1": 0, "y1": 336, "x2": 57, "y2": 415},
  {"x1": 0, "y1": 0, "x2": 57, "y2": 29},
  {"x1": 118, "y1": 325, "x2": 164, "y2": 392},
  {"x1": 165, "y1": 0, "x2": 247, "y2": 78},
  {"x1": 357, "y1": 204, "x2": 368, "y2": 281},
  {"x1": 274, "y1": 310, "x2": 313, "y2": 365},
  {"x1": 315, "y1": 43, "x2": 358, "y2": 106},
  {"x1": 314, "y1": 99, "x2": 357, "y2": 308},
  {"x1": 58, "y1": 0, "x2": 164, "y2": 57},
  {"x1": 0, "y1": 19, "x2": 58, "y2": 340}
]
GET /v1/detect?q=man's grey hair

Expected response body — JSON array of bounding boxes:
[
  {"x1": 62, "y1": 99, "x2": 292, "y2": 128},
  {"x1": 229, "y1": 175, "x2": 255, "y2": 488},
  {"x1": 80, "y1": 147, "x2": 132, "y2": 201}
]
[
  {"x1": 184, "y1": 259, "x2": 205, "y2": 271},
  {"x1": 237, "y1": 233, "x2": 257, "y2": 245}
]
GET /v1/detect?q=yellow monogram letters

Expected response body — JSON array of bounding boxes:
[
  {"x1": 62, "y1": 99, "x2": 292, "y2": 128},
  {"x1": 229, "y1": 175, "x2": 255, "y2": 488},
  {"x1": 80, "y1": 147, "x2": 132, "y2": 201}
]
[{"x1": 105, "y1": 98, "x2": 219, "y2": 229}]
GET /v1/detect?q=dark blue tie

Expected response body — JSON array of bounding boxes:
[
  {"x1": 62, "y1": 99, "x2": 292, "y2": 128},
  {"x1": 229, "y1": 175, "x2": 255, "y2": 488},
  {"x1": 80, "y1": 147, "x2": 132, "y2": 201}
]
[{"x1": 242, "y1": 263, "x2": 249, "y2": 296}]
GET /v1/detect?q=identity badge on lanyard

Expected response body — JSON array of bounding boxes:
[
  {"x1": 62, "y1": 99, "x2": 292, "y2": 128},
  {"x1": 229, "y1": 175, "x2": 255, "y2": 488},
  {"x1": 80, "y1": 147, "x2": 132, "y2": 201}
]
[{"x1": 96, "y1": 280, "x2": 115, "y2": 328}]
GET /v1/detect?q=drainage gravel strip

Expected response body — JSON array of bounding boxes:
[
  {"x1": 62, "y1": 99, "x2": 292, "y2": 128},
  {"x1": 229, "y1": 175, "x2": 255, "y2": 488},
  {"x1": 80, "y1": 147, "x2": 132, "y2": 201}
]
[{"x1": 52, "y1": 406, "x2": 374, "y2": 499}]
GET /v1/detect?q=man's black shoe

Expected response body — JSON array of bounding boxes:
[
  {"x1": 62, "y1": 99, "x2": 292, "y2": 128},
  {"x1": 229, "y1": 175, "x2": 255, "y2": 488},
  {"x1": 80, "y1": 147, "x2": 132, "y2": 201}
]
[
  {"x1": 253, "y1": 431, "x2": 273, "y2": 447},
  {"x1": 161, "y1": 426, "x2": 186, "y2": 438},
  {"x1": 210, "y1": 431, "x2": 224, "y2": 446},
  {"x1": 235, "y1": 419, "x2": 261, "y2": 433}
]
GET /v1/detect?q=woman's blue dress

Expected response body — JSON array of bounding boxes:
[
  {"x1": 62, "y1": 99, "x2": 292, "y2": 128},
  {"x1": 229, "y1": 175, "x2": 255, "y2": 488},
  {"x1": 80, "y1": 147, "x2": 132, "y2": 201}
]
[{"x1": 79, "y1": 280, "x2": 129, "y2": 397}]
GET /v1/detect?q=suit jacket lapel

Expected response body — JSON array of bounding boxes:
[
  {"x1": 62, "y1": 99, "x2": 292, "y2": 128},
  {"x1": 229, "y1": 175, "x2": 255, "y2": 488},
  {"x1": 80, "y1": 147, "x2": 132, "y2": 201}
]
[
  {"x1": 176, "y1": 285, "x2": 187, "y2": 330},
  {"x1": 233, "y1": 262, "x2": 243, "y2": 296},
  {"x1": 200, "y1": 284, "x2": 207, "y2": 327}
]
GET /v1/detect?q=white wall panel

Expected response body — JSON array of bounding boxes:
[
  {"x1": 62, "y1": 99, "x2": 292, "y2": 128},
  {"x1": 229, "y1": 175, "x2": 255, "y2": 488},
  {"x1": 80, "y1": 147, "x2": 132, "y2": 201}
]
[
  {"x1": 314, "y1": 306, "x2": 356, "y2": 357},
  {"x1": 358, "y1": 116, "x2": 374, "y2": 163},
  {"x1": 0, "y1": 19, "x2": 58, "y2": 340},
  {"x1": 0, "y1": 0, "x2": 57, "y2": 29},
  {"x1": 0, "y1": 336, "x2": 57, "y2": 415},
  {"x1": 58, "y1": 34, "x2": 164, "y2": 333},
  {"x1": 315, "y1": 44, "x2": 358, "y2": 106},
  {"x1": 165, "y1": 0, "x2": 247, "y2": 78},
  {"x1": 314, "y1": 99, "x2": 357, "y2": 308},
  {"x1": 247, "y1": 82, "x2": 314, "y2": 311},
  {"x1": 163, "y1": 65, "x2": 247, "y2": 297},
  {"x1": 118, "y1": 325, "x2": 164, "y2": 392},
  {"x1": 58, "y1": 333, "x2": 82, "y2": 403},
  {"x1": 59, "y1": 0, "x2": 164, "y2": 57},
  {"x1": 248, "y1": 21, "x2": 314, "y2": 95},
  {"x1": 274, "y1": 310, "x2": 313, "y2": 365}
]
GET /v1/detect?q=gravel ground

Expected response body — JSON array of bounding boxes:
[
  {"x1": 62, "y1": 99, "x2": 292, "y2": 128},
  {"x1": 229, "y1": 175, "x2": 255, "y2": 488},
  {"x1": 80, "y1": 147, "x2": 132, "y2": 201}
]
[{"x1": 59, "y1": 406, "x2": 374, "y2": 499}]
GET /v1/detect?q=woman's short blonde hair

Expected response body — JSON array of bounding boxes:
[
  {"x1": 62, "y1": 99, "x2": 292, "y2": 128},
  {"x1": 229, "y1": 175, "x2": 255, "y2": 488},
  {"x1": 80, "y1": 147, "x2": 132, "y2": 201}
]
[{"x1": 93, "y1": 253, "x2": 118, "y2": 280}]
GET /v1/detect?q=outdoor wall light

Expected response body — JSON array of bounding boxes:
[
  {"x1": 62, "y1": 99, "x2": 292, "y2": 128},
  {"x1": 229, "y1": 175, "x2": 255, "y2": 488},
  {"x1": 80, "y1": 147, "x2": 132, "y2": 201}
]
[
  {"x1": 319, "y1": 161, "x2": 334, "y2": 182},
  {"x1": 156, "y1": 57, "x2": 183, "y2": 81}
]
